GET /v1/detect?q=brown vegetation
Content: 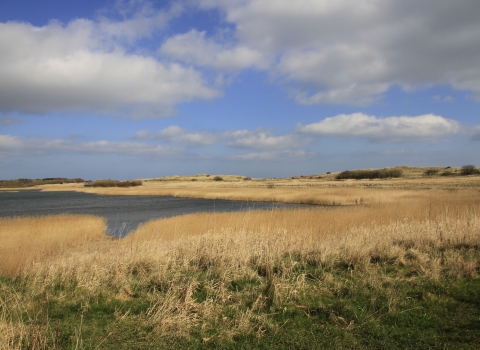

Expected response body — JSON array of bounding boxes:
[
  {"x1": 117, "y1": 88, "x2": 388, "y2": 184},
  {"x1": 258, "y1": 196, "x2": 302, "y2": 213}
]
[
  {"x1": 0, "y1": 178, "x2": 84, "y2": 189},
  {"x1": 0, "y1": 215, "x2": 106, "y2": 276},
  {"x1": 1, "y1": 173, "x2": 480, "y2": 347},
  {"x1": 92, "y1": 180, "x2": 142, "y2": 187}
]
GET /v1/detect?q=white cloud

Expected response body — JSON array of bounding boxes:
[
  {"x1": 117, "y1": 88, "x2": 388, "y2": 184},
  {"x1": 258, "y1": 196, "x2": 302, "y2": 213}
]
[
  {"x1": 0, "y1": 11, "x2": 219, "y2": 118},
  {"x1": 0, "y1": 134, "x2": 181, "y2": 158},
  {"x1": 160, "y1": 30, "x2": 268, "y2": 71},
  {"x1": 97, "y1": 0, "x2": 183, "y2": 45},
  {"x1": 433, "y1": 95, "x2": 455, "y2": 103},
  {"x1": 298, "y1": 113, "x2": 460, "y2": 142},
  {"x1": 132, "y1": 126, "x2": 308, "y2": 149},
  {"x1": 226, "y1": 150, "x2": 315, "y2": 161},
  {"x1": 226, "y1": 129, "x2": 307, "y2": 149},
  {"x1": 197, "y1": 0, "x2": 480, "y2": 105},
  {"x1": 132, "y1": 126, "x2": 219, "y2": 145}
]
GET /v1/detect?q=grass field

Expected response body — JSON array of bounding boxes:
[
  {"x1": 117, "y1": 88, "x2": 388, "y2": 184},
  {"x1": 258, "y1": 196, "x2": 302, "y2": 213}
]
[{"x1": 1, "y1": 168, "x2": 480, "y2": 349}]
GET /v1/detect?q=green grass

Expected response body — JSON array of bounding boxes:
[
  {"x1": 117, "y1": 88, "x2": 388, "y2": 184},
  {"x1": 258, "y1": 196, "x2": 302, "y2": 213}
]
[{"x1": 2, "y1": 251, "x2": 480, "y2": 349}]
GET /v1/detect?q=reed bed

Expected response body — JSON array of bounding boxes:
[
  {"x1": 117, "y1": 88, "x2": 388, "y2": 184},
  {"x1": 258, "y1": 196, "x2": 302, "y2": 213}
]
[
  {"x1": 0, "y1": 215, "x2": 106, "y2": 276},
  {"x1": 1, "y1": 188, "x2": 480, "y2": 348}
]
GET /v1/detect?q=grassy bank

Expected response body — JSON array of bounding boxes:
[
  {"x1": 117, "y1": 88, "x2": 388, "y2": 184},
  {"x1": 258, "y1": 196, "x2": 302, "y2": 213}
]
[{"x1": 1, "y1": 186, "x2": 480, "y2": 348}]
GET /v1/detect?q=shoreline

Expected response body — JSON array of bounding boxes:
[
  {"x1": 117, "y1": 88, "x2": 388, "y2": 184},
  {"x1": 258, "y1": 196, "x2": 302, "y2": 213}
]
[{"x1": 0, "y1": 174, "x2": 478, "y2": 207}]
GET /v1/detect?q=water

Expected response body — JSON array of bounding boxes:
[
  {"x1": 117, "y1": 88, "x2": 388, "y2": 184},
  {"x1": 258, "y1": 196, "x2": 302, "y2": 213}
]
[{"x1": 0, "y1": 190, "x2": 309, "y2": 236}]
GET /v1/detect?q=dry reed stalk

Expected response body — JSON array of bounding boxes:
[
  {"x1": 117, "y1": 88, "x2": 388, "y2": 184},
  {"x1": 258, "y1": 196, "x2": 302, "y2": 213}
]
[{"x1": 0, "y1": 214, "x2": 106, "y2": 276}]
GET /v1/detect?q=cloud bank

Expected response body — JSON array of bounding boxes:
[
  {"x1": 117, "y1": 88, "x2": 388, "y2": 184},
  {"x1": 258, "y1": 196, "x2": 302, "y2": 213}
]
[
  {"x1": 132, "y1": 126, "x2": 307, "y2": 150},
  {"x1": 0, "y1": 134, "x2": 180, "y2": 158},
  {"x1": 298, "y1": 114, "x2": 460, "y2": 142}
]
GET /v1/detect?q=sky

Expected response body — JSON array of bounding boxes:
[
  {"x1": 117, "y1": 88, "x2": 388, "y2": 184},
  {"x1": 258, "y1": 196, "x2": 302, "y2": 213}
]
[{"x1": 0, "y1": 0, "x2": 479, "y2": 180}]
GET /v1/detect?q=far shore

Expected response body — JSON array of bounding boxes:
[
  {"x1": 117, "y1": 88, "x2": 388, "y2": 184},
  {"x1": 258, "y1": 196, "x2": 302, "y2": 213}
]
[{"x1": 2, "y1": 166, "x2": 480, "y2": 207}]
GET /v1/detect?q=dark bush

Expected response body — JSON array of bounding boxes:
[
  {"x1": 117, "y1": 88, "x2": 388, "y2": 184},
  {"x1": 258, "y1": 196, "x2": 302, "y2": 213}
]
[
  {"x1": 92, "y1": 180, "x2": 142, "y2": 187},
  {"x1": 213, "y1": 176, "x2": 223, "y2": 181},
  {"x1": 117, "y1": 180, "x2": 142, "y2": 187},
  {"x1": 244, "y1": 177, "x2": 252, "y2": 181},
  {"x1": 460, "y1": 165, "x2": 478, "y2": 176},
  {"x1": 92, "y1": 180, "x2": 118, "y2": 187},
  {"x1": 335, "y1": 168, "x2": 403, "y2": 180},
  {"x1": 424, "y1": 169, "x2": 439, "y2": 176}
]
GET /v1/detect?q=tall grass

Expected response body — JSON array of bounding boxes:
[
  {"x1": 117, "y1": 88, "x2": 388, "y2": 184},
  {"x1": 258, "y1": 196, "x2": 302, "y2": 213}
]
[{"x1": 0, "y1": 215, "x2": 106, "y2": 276}]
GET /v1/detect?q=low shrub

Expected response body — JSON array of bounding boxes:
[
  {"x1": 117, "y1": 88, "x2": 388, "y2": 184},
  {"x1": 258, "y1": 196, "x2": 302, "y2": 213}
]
[
  {"x1": 441, "y1": 171, "x2": 455, "y2": 176},
  {"x1": 213, "y1": 176, "x2": 223, "y2": 181},
  {"x1": 424, "y1": 169, "x2": 439, "y2": 176},
  {"x1": 117, "y1": 180, "x2": 142, "y2": 187},
  {"x1": 461, "y1": 165, "x2": 478, "y2": 176},
  {"x1": 92, "y1": 180, "x2": 142, "y2": 187},
  {"x1": 335, "y1": 168, "x2": 403, "y2": 180}
]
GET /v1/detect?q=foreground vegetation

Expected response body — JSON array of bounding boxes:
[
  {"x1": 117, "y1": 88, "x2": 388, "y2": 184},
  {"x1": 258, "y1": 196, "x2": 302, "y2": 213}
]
[{"x1": 1, "y1": 176, "x2": 480, "y2": 348}]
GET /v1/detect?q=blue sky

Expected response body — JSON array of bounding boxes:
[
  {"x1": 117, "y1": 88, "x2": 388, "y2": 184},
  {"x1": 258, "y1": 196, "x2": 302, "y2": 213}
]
[{"x1": 0, "y1": 0, "x2": 479, "y2": 180}]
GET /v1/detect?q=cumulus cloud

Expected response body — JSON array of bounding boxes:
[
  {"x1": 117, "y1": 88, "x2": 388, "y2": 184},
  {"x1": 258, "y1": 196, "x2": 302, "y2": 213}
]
[
  {"x1": 197, "y1": 0, "x2": 480, "y2": 105},
  {"x1": 298, "y1": 113, "x2": 460, "y2": 142},
  {"x1": 0, "y1": 7, "x2": 219, "y2": 118},
  {"x1": 0, "y1": 134, "x2": 181, "y2": 158}
]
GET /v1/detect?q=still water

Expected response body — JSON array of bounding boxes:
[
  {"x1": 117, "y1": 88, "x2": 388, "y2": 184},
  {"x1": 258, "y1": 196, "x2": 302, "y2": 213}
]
[{"x1": 0, "y1": 190, "x2": 308, "y2": 236}]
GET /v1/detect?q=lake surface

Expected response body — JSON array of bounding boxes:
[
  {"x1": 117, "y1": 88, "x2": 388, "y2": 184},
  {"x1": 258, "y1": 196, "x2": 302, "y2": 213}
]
[{"x1": 0, "y1": 190, "x2": 309, "y2": 236}]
